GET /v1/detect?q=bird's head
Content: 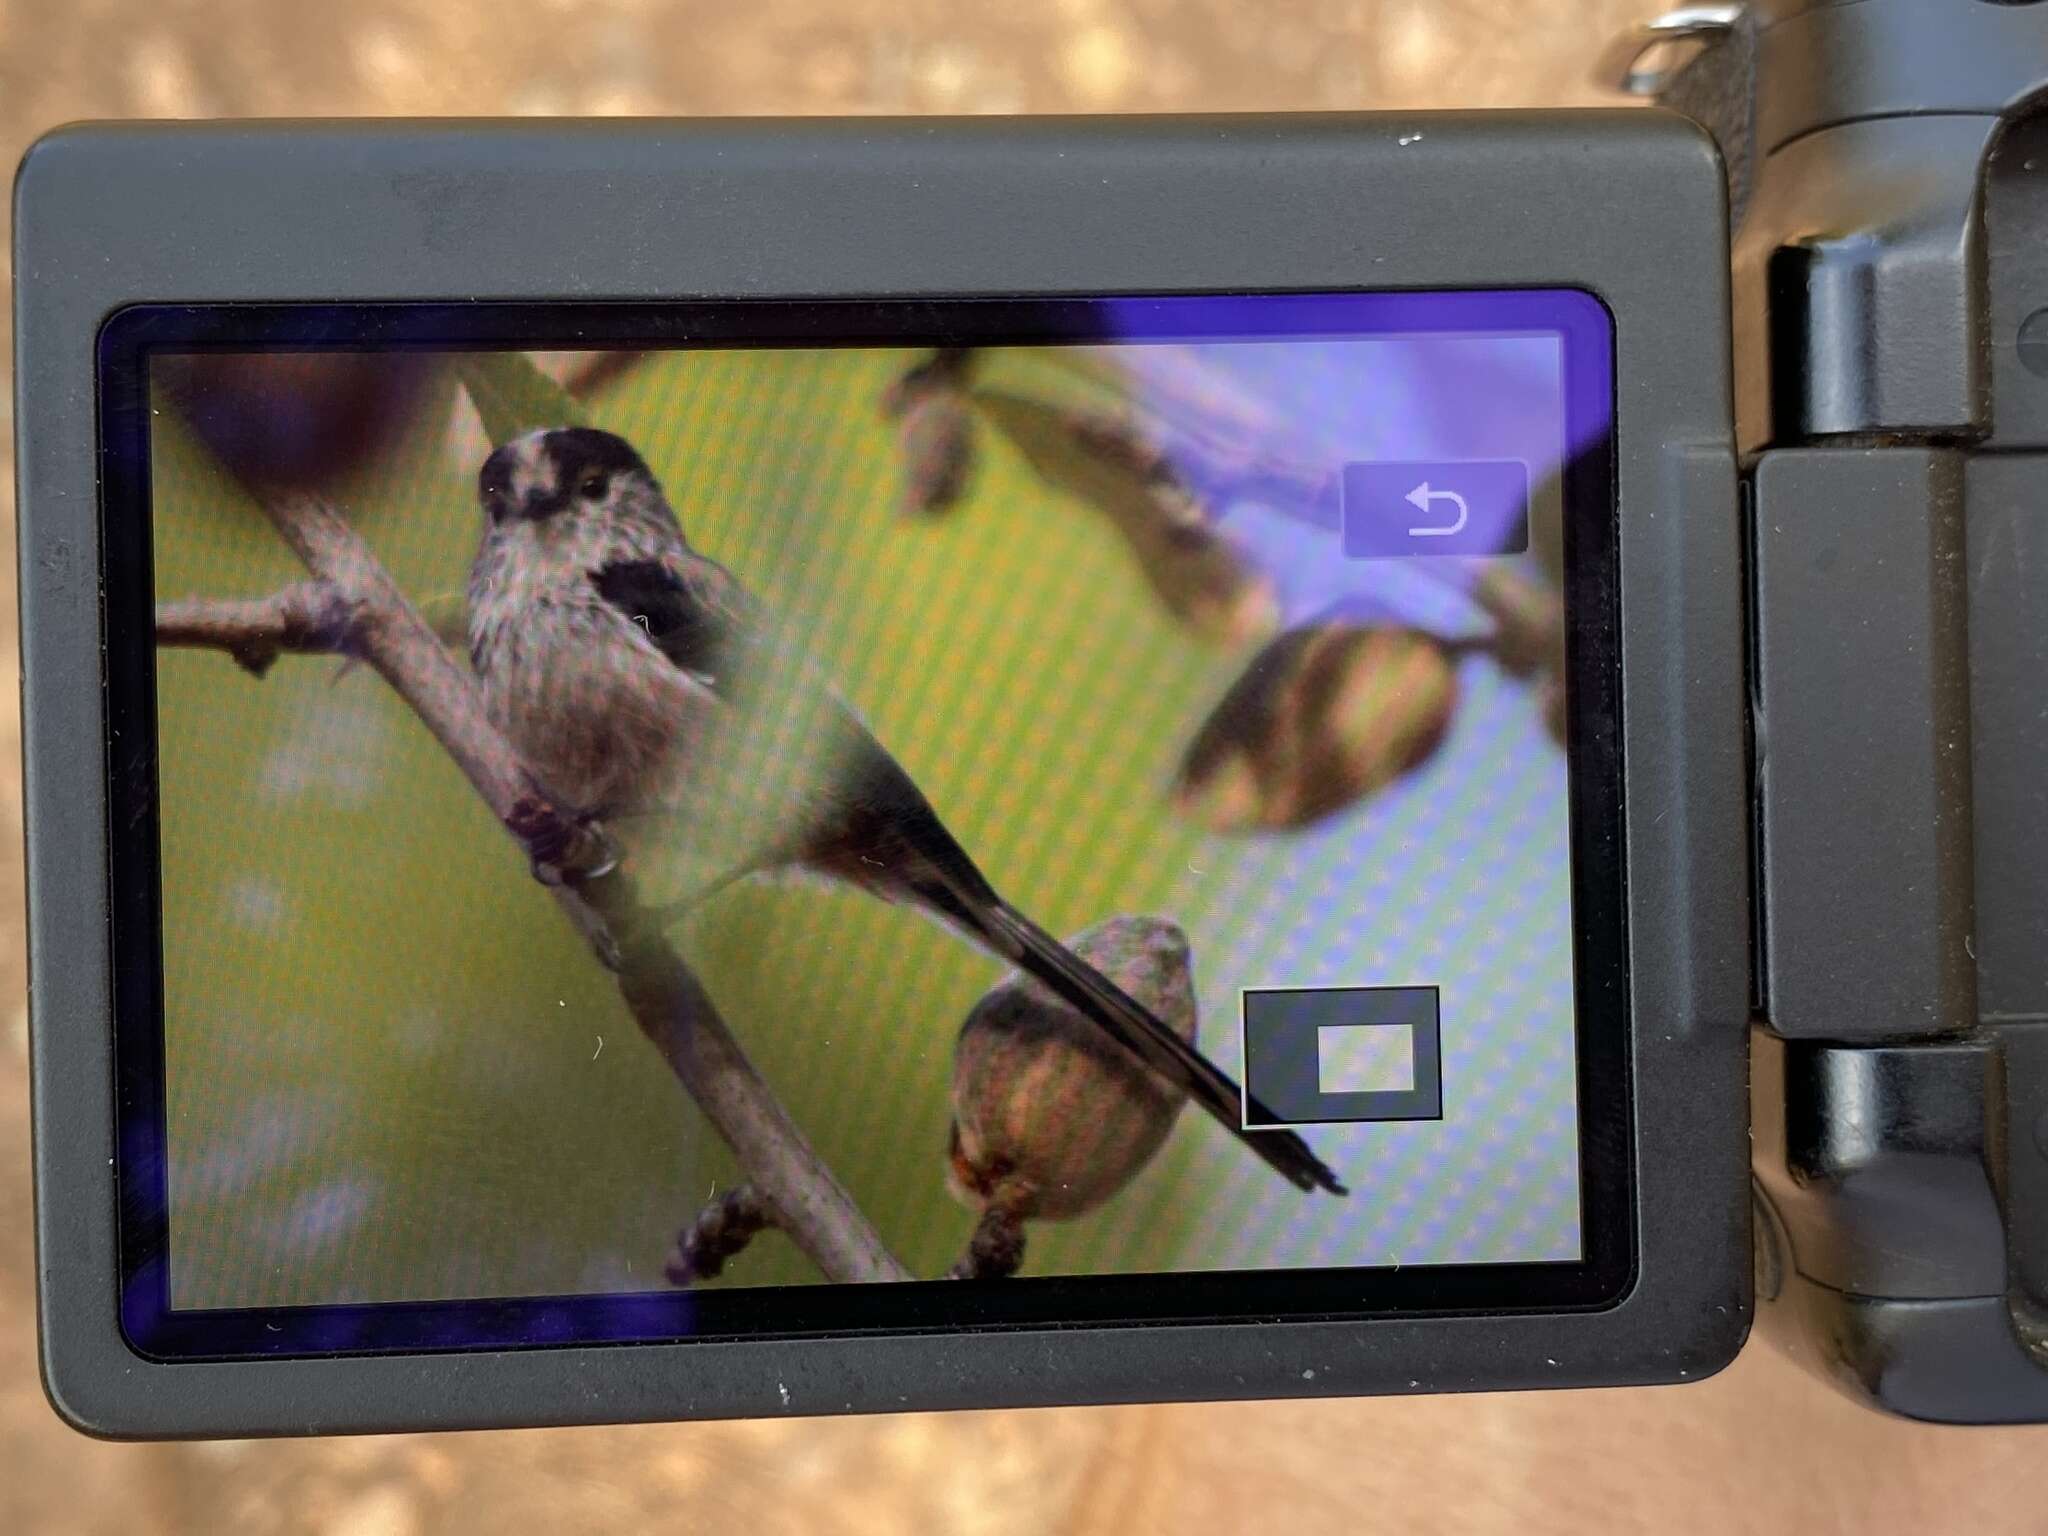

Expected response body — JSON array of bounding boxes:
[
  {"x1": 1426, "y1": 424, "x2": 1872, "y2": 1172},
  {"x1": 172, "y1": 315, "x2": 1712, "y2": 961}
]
[{"x1": 477, "y1": 426, "x2": 669, "y2": 539}]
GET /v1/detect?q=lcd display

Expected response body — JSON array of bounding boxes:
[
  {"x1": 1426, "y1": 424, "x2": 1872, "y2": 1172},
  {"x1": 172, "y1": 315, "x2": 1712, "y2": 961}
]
[{"x1": 99, "y1": 292, "x2": 1625, "y2": 1357}]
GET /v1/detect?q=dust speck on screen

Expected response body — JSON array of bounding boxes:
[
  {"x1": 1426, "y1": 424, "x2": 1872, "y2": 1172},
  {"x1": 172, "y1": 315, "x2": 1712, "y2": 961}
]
[{"x1": 110, "y1": 292, "x2": 1617, "y2": 1356}]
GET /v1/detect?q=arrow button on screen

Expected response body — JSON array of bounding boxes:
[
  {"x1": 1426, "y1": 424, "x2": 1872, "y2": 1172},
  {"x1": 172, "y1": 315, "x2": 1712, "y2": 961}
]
[
  {"x1": 1342, "y1": 460, "x2": 1530, "y2": 558},
  {"x1": 1405, "y1": 482, "x2": 1470, "y2": 537}
]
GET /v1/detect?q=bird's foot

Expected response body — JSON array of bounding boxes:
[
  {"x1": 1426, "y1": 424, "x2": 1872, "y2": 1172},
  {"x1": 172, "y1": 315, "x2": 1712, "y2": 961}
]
[{"x1": 527, "y1": 813, "x2": 621, "y2": 889}]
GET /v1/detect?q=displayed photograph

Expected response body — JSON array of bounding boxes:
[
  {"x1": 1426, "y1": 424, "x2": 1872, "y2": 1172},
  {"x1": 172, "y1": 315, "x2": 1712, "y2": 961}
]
[{"x1": 143, "y1": 299, "x2": 1592, "y2": 1316}]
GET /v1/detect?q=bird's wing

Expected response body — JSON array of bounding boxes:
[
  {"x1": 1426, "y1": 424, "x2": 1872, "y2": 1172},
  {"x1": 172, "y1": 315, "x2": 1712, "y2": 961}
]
[
  {"x1": 589, "y1": 555, "x2": 762, "y2": 697},
  {"x1": 587, "y1": 552, "x2": 875, "y2": 877},
  {"x1": 589, "y1": 552, "x2": 861, "y2": 751}
]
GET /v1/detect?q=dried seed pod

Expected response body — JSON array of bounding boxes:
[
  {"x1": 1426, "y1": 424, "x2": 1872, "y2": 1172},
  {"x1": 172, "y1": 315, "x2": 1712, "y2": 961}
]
[
  {"x1": 948, "y1": 915, "x2": 1198, "y2": 1225},
  {"x1": 977, "y1": 389, "x2": 1279, "y2": 645},
  {"x1": 1174, "y1": 625, "x2": 1458, "y2": 833},
  {"x1": 1471, "y1": 565, "x2": 1564, "y2": 679}
]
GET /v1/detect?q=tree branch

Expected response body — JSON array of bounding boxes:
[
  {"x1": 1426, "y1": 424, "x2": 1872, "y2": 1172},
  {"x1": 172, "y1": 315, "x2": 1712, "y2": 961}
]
[
  {"x1": 158, "y1": 489, "x2": 911, "y2": 1285},
  {"x1": 154, "y1": 581, "x2": 362, "y2": 677}
]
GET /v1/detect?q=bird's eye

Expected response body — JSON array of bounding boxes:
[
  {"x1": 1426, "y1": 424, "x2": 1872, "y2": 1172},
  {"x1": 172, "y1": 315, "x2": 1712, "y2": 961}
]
[{"x1": 578, "y1": 472, "x2": 609, "y2": 500}]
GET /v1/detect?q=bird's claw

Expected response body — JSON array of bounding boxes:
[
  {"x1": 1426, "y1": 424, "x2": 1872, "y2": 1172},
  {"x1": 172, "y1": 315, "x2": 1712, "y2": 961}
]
[
  {"x1": 526, "y1": 815, "x2": 620, "y2": 888},
  {"x1": 575, "y1": 819, "x2": 623, "y2": 882}
]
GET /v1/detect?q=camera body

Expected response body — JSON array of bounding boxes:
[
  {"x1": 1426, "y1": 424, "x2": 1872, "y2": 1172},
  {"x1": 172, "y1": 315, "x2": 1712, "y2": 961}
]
[
  {"x1": 16, "y1": 113, "x2": 1751, "y2": 1436},
  {"x1": 1610, "y1": 0, "x2": 2048, "y2": 1423},
  {"x1": 28, "y1": 5, "x2": 2048, "y2": 1439}
]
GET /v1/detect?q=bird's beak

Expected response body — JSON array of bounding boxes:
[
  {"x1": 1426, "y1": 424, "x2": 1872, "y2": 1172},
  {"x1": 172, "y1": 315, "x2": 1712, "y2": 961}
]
[{"x1": 515, "y1": 487, "x2": 568, "y2": 523}]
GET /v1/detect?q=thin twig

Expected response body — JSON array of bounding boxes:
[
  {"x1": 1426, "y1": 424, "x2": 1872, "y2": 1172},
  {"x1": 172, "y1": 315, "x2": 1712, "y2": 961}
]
[
  {"x1": 154, "y1": 581, "x2": 361, "y2": 677},
  {"x1": 948, "y1": 1203, "x2": 1027, "y2": 1280},
  {"x1": 158, "y1": 490, "x2": 910, "y2": 1285},
  {"x1": 666, "y1": 1184, "x2": 774, "y2": 1285}
]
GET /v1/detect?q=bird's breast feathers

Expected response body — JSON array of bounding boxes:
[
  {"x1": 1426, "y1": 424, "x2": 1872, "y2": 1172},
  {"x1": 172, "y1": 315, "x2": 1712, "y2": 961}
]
[
  {"x1": 466, "y1": 527, "x2": 866, "y2": 883},
  {"x1": 469, "y1": 543, "x2": 718, "y2": 817}
]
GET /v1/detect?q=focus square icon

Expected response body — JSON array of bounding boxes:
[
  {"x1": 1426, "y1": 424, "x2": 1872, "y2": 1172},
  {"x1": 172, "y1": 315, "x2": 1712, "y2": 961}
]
[{"x1": 1241, "y1": 985, "x2": 1443, "y2": 1127}]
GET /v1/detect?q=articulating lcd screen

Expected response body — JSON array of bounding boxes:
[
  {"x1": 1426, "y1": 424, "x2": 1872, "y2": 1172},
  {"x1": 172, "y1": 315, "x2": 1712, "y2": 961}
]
[{"x1": 117, "y1": 292, "x2": 1619, "y2": 1352}]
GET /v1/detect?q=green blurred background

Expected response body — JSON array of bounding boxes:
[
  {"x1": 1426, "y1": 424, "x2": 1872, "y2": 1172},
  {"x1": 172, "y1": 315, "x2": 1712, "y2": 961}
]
[
  {"x1": 153, "y1": 345, "x2": 1258, "y2": 1303},
  {"x1": 153, "y1": 335, "x2": 1574, "y2": 1306}
]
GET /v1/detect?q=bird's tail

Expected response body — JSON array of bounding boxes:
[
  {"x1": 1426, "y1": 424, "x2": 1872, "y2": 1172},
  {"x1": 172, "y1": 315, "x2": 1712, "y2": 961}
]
[{"x1": 976, "y1": 900, "x2": 1347, "y2": 1196}]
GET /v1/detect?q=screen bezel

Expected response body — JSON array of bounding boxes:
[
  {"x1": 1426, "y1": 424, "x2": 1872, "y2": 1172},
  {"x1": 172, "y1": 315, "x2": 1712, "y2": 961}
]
[
  {"x1": 21, "y1": 112, "x2": 1751, "y2": 1438},
  {"x1": 98, "y1": 290, "x2": 1628, "y2": 1362}
]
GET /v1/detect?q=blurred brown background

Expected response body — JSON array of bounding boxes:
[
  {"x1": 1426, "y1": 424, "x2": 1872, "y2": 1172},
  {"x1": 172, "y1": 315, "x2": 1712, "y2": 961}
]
[{"x1": 2, "y1": 2, "x2": 2045, "y2": 1532}]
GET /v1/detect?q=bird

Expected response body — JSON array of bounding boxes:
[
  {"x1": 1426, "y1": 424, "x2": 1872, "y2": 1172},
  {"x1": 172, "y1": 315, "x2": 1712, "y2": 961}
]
[{"x1": 465, "y1": 424, "x2": 1345, "y2": 1197}]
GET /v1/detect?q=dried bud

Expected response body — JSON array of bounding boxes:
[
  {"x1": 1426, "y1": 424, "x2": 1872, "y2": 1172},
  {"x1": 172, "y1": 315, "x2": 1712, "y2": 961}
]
[
  {"x1": 1175, "y1": 624, "x2": 1458, "y2": 832},
  {"x1": 882, "y1": 350, "x2": 979, "y2": 516},
  {"x1": 882, "y1": 347, "x2": 977, "y2": 416},
  {"x1": 157, "y1": 354, "x2": 431, "y2": 491},
  {"x1": 895, "y1": 389, "x2": 978, "y2": 515},
  {"x1": 948, "y1": 915, "x2": 1197, "y2": 1224},
  {"x1": 1471, "y1": 565, "x2": 1563, "y2": 679}
]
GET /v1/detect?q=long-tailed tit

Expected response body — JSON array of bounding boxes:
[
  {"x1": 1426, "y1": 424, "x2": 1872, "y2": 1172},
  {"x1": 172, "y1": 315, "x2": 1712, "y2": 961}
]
[{"x1": 466, "y1": 426, "x2": 1343, "y2": 1196}]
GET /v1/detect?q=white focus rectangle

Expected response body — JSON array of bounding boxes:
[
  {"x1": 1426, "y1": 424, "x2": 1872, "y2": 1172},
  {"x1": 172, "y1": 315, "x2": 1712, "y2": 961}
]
[{"x1": 1316, "y1": 1023, "x2": 1417, "y2": 1095}]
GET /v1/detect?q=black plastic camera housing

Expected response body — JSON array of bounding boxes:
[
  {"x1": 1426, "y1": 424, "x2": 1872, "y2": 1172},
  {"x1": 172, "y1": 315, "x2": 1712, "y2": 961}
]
[{"x1": 14, "y1": 113, "x2": 1748, "y2": 1436}]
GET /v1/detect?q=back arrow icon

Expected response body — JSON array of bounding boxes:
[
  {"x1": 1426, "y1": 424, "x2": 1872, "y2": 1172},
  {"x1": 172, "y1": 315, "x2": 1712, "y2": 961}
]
[{"x1": 1405, "y1": 481, "x2": 1470, "y2": 537}]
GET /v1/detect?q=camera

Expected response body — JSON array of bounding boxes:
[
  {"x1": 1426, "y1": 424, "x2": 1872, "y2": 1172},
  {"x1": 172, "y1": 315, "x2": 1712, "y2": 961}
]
[{"x1": 12, "y1": 0, "x2": 2042, "y2": 1438}]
